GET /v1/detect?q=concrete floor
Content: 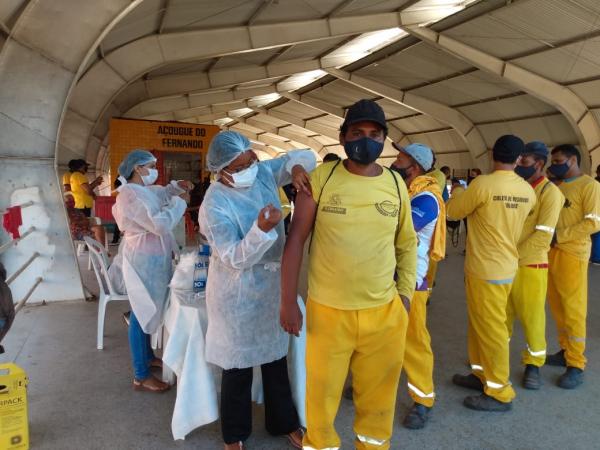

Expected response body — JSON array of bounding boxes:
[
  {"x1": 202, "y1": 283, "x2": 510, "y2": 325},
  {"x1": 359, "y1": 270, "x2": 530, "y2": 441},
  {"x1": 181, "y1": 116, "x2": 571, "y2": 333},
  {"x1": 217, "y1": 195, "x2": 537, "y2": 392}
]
[{"x1": 2, "y1": 240, "x2": 600, "y2": 450}]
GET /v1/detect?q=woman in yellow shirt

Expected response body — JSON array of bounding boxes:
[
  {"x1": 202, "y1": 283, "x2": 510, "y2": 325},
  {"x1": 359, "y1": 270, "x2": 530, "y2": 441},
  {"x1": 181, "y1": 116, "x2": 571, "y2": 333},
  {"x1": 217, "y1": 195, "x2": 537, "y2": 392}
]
[{"x1": 69, "y1": 159, "x2": 103, "y2": 217}]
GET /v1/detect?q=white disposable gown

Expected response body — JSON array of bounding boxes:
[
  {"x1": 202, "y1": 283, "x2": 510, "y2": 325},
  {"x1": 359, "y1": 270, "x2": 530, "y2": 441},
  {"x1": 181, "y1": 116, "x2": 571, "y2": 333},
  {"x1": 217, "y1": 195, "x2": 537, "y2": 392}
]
[
  {"x1": 198, "y1": 150, "x2": 316, "y2": 370},
  {"x1": 112, "y1": 181, "x2": 187, "y2": 333}
]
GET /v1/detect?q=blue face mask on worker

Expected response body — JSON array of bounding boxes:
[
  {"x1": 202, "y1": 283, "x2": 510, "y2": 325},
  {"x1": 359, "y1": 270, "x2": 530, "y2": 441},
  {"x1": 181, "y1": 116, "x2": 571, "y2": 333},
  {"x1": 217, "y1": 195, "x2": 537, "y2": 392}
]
[
  {"x1": 515, "y1": 164, "x2": 536, "y2": 180},
  {"x1": 548, "y1": 160, "x2": 571, "y2": 179},
  {"x1": 343, "y1": 137, "x2": 384, "y2": 164}
]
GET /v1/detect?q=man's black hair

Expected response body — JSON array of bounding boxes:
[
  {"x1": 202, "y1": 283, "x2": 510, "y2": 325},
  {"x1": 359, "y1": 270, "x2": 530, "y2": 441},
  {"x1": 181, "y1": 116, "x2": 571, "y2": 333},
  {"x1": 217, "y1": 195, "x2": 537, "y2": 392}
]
[{"x1": 552, "y1": 144, "x2": 581, "y2": 166}]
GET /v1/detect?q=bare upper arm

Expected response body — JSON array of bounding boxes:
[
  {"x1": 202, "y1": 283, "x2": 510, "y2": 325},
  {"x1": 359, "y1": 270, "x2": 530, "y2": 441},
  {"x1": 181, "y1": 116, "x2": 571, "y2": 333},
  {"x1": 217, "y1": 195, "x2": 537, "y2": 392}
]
[{"x1": 287, "y1": 191, "x2": 317, "y2": 244}]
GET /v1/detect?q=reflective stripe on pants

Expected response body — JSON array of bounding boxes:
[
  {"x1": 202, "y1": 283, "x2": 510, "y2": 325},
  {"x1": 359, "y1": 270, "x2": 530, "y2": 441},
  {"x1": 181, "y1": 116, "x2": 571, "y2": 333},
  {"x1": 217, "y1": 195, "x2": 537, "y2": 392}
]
[{"x1": 506, "y1": 266, "x2": 548, "y2": 367}]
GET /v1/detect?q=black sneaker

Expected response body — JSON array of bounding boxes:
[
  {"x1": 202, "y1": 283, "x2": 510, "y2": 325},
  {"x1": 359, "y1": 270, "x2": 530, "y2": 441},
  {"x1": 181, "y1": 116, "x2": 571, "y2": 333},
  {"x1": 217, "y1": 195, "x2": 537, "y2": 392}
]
[
  {"x1": 522, "y1": 365, "x2": 541, "y2": 390},
  {"x1": 463, "y1": 393, "x2": 512, "y2": 412},
  {"x1": 402, "y1": 403, "x2": 432, "y2": 430},
  {"x1": 452, "y1": 373, "x2": 484, "y2": 391},
  {"x1": 545, "y1": 349, "x2": 566, "y2": 367},
  {"x1": 557, "y1": 367, "x2": 584, "y2": 389}
]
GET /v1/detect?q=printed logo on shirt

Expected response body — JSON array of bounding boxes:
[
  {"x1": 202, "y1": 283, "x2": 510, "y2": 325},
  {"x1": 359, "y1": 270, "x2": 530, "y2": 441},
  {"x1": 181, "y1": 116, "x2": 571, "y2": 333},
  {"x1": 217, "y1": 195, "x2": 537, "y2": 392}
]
[
  {"x1": 564, "y1": 198, "x2": 572, "y2": 209},
  {"x1": 492, "y1": 195, "x2": 530, "y2": 209},
  {"x1": 322, "y1": 194, "x2": 347, "y2": 215},
  {"x1": 374, "y1": 200, "x2": 399, "y2": 217}
]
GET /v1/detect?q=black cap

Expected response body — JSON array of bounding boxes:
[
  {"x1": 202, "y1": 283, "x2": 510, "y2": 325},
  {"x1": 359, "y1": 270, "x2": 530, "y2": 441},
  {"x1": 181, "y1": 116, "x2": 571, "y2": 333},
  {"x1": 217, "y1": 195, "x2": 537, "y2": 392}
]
[
  {"x1": 341, "y1": 99, "x2": 388, "y2": 135},
  {"x1": 524, "y1": 141, "x2": 549, "y2": 160},
  {"x1": 493, "y1": 135, "x2": 525, "y2": 162}
]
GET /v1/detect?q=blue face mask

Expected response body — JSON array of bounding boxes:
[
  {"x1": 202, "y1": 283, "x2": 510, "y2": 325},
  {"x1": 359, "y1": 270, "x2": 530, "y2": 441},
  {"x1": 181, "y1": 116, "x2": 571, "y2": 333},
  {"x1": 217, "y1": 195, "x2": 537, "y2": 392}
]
[
  {"x1": 515, "y1": 164, "x2": 536, "y2": 180},
  {"x1": 548, "y1": 161, "x2": 570, "y2": 179},
  {"x1": 344, "y1": 137, "x2": 384, "y2": 164}
]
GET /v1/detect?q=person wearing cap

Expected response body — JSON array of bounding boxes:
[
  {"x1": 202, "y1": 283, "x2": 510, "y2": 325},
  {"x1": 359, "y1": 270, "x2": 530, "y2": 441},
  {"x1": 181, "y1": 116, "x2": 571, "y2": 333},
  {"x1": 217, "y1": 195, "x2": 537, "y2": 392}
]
[
  {"x1": 508, "y1": 142, "x2": 564, "y2": 389},
  {"x1": 198, "y1": 131, "x2": 315, "y2": 450},
  {"x1": 280, "y1": 99, "x2": 417, "y2": 449},
  {"x1": 447, "y1": 135, "x2": 535, "y2": 411},
  {"x1": 112, "y1": 149, "x2": 191, "y2": 393},
  {"x1": 69, "y1": 159, "x2": 103, "y2": 217},
  {"x1": 544, "y1": 144, "x2": 600, "y2": 388},
  {"x1": 391, "y1": 143, "x2": 446, "y2": 429}
]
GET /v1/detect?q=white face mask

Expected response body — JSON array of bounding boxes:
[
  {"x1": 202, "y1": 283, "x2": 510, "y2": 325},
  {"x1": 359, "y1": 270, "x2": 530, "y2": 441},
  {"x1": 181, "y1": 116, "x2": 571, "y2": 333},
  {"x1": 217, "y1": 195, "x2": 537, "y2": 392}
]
[
  {"x1": 225, "y1": 163, "x2": 258, "y2": 189},
  {"x1": 140, "y1": 168, "x2": 159, "y2": 186}
]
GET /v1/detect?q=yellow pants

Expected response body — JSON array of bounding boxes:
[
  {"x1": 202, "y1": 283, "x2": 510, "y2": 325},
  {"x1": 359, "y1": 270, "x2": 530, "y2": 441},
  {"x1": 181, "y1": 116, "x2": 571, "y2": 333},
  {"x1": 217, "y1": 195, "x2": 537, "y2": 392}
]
[
  {"x1": 425, "y1": 260, "x2": 439, "y2": 298},
  {"x1": 304, "y1": 296, "x2": 408, "y2": 450},
  {"x1": 403, "y1": 291, "x2": 435, "y2": 407},
  {"x1": 547, "y1": 248, "x2": 588, "y2": 369},
  {"x1": 465, "y1": 275, "x2": 515, "y2": 403},
  {"x1": 506, "y1": 266, "x2": 547, "y2": 367}
]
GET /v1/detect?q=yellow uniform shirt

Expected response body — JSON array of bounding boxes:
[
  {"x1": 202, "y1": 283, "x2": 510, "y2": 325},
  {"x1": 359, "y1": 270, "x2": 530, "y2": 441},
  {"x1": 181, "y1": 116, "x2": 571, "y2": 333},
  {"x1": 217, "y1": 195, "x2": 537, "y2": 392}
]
[
  {"x1": 62, "y1": 172, "x2": 71, "y2": 189},
  {"x1": 555, "y1": 174, "x2": 600, "y2": 261},
  {"x1": 428, "y1": 168, "x2": 447, "y2": 192},
  {"x1": 451, "y1": 184, "x2": 466, "y2": 197},
  {"x1": 70, "y1": 171, "x2": 94, "y2": 209},
  {"x1": 308, "y1": 161, "x2": 417, "y2": 310},
  {"x1": 447, "y1": 170, "x2": 535, "y2": 281},
  {"x1": 518, "y1": 177, "x2": 564, "y2": 266}
]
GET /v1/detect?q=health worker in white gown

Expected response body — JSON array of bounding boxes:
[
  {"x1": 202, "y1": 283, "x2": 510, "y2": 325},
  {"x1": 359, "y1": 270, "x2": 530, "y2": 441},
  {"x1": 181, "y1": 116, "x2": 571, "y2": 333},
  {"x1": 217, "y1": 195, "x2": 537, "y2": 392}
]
[
  {"x1": 112, "y1": 149, "x2": 191, "y2": 393},
  {"x1": 198, "y1": 131, "x2": 316, "y2": 450}
]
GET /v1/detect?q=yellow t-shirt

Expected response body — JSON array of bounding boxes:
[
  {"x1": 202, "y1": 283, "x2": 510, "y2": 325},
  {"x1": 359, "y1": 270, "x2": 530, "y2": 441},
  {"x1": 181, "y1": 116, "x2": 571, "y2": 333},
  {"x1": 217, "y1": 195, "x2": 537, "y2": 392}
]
[
  {"x1": 447, "y1": 170, "x2": 536, "y2": 281},
  {"x1": 279, "y1": 188, "x2": 291, "y2": 219},
  {"x1": 308, "y1": 161, "x2": 417, "y2": 310},
  {"x1": 70, "y1": 171, "x2": 94, "y2": 209},
  {"x1": 518, "y1": 177, "x2": 564, "y2": 266},
  {"x1": 62, "y1": 172, "x2": 71, "y2": 189},
  {"x1": 555, "y1": 174, "x2": 600, "y2": 261}
]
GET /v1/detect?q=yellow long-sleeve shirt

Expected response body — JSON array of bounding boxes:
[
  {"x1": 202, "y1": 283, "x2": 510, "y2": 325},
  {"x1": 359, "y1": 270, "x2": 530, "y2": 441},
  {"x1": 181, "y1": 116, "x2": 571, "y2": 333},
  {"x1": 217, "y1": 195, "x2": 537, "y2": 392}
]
[
  {"x1": 555, "y1": 174, "x2": 600, "y2": 261},
  {"x1": 447, "y1": 170, "x2": 535, "y2": 281},
  {"x1": 308, "y1": 161, "x2": 417, "y2": 309},
  {"x1": 518, "y1": 177, "x2": 564, "y2": 266}
]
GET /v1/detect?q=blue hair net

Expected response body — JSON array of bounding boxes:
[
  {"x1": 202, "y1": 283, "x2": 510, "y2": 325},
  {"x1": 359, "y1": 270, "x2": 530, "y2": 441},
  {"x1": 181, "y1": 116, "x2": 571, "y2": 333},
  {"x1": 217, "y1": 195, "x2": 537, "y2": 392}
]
[
  {"x1": 118, "y1": 149, "x2": 157, "y2": 179},
  {"x1": 206, "y1": 131, "x2": 251, "y2": 173}
]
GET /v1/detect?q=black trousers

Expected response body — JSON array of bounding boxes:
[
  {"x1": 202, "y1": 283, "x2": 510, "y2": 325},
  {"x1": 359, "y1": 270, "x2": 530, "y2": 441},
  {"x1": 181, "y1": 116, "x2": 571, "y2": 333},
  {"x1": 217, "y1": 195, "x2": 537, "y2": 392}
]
[{"x1": 221, "y1": 356, "x2": 299, "y2": 444}]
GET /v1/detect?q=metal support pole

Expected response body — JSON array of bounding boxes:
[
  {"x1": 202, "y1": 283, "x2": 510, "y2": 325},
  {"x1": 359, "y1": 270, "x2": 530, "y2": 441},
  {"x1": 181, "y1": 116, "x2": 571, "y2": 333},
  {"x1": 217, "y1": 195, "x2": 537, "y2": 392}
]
[
  {"x1": 0, "y1": 201, "x2": 34, "y2": 215},
  {"x1": 0, "y1": 226, "x2": 35, "y2": 255},
  {"x1": 14, "y1": 277, "x2": 43, "y2": 313},
  {"x1": 6, "y1": 252, "x2": 40, "y2": 285}
]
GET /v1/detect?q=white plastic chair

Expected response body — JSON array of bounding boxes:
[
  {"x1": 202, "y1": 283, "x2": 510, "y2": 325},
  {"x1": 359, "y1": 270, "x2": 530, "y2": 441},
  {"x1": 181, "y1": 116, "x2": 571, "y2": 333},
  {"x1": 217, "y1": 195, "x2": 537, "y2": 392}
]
[
  {"x1": 76, "y1": 217, "x2": 108, "y2": 270},
  {"x1": 84, "y1": 236, "x2": 128, "y2": 350}
]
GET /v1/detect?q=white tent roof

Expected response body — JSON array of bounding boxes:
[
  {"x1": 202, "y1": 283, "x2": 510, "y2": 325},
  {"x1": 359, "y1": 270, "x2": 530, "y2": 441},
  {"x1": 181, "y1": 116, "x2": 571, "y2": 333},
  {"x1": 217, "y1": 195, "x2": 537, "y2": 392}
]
[{"x1": 37, "y1": 0, "x2": 600, "y2": 172}]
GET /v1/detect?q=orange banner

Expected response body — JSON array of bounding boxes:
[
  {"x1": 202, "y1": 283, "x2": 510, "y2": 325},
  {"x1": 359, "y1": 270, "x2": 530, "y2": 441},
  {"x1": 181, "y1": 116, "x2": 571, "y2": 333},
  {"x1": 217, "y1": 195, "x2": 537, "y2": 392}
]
[{"x1": 109, "y1": 118, "x2": 220, "y2": 187}]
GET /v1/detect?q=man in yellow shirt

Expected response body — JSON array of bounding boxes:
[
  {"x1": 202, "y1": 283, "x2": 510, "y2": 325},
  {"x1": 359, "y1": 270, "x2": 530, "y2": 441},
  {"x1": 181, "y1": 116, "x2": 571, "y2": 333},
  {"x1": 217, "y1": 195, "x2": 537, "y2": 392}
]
[
  {"x1": 69, "y1": 159, "x2": 103, "y2": 217},
  {"x1": 545, "y1": 144, "x2": 600, "y2": 389},
  {"x1": 447, "y1": 135, "x2": 535, "y2": 412},
  {"x1": 280, "y1": 99, "x2": 417, "y2": 450},
  {"x1": 509, "y1": 142, "x2": 564, "y2": 390}
]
